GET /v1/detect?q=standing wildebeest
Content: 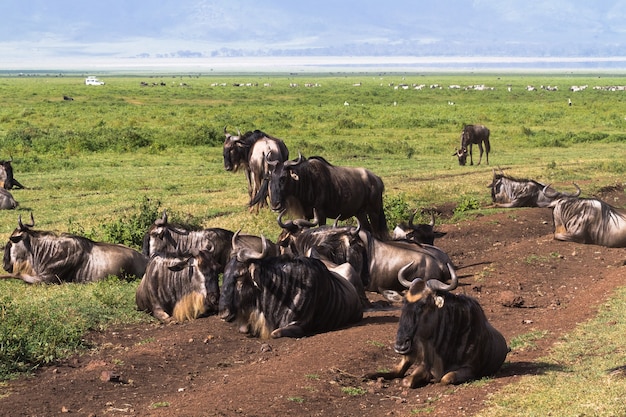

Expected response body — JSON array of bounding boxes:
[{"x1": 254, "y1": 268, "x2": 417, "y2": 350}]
[
  {"x1": 0, "y1": 158, "x2": 25, "y2": 190},
  {"x1": 219, "y1": 234, "x2": 363, "y2": 338},
  {"x1": 454, "y1": 124, "x2": 490, "y2": 166},
  {"x1": 490, "y1": 170, "x2": 580, "y2": 208},
  {"x1": 2, "y1": 214, "x2": 148, "y2": 284},
  {"x1": 142, "y1": 211, "x2": 279, "y2": 271},
  {"x1": 0, "y1": 188, "x2": 18, "y2": 209},
  {"x1": 545, "y1": 187, "x2": 626, "y2": 247},
  {"x1": 136, "y1": 247, "x2": 221, "y2": 323},
  {"x1": 366, "y1": 264, "x2": 508, "y2": 387},
  {"x1": 223, "y1": 128, "x2": 289, "y2": 212},
  {"x1": 392, "y1": 209, "x2": 446, "y2": 245},
  {"x1": 255, "y1": 153, "x2": 388, "y2": 240}
]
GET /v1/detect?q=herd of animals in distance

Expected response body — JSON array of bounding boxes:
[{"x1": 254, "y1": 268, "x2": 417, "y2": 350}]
[{"x1": 0, "y1": 122, "x2": 624, "y2": 388}]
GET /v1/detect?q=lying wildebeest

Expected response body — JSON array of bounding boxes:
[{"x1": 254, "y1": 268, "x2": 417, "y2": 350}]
[
  {"x1": 2, "y1": 214, "x2": 148, "y2": 284},
  {"x1": 489, "y1": 170, "x2": 580, "y2": 208},
  {"x1": 254, "y1": 153, "x2": 388, "y2": 240},
  {"x1": 223, "y1": 127, "x2": 289, "y2": 212},
  {"x1": 544, "y1": 186, "x2": 626, "y2": 247},
  {"x1": 453, "y1": 124, "x2": 490, "y2": 166},
  {"x1": 142, "y1": 210, "x2": 279, "y2": 271},
  {"x1": 0, "y1": 158, "x2": 25, "y2": 190},
  {"x1": 136, "y1": 247, "x2": 221, "y2": 323},
  {"x1": 366, "y1": 263, "x2": 508, "y2": 387},
  {"x1": 0, "y1": 188, "x2": 18, "y2": 209},
  {"x1": 392, "y1": 209, "x2": 446, "y2": 245},
  {"x1": 219, "y1": 234, "x2": 363, "y2": 338}
]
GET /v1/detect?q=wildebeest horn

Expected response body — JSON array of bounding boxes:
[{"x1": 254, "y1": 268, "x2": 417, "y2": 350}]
[
  {"x1": 570, "y1": 183, "x2": 581, "y2": 197},
  {"x1": 428, "y1": 210, "x2": 436, "y2": 227},
  {"x1": 397, "y1": 262, "x2": 416, "y2": 288},
  {"x1": 277, "y1": 209, "x2": 294, "y2": 230},
  {"x1": 426, "y1": 263, "x2": 458, "y2": 292},
  {"x1": 18, "y1": 212, "x2": 35, "y2": 230},
  {"x1": 350, "y1": 218, "x2": 362, "y2": 236},
  {"x1": 284, "y1": 152, "x2": 304, "y2": 168},
  {"x1": 155, "y1": 210, "x2": 168, "y2": 226},
  {"x1": 234, "y1": 231, "x2": 270, "y2": 262}
]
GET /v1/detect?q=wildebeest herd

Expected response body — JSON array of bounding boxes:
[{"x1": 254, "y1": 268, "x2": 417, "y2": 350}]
[{"x1": 2, "y1": 125, "x2": 625, "y2": 388}]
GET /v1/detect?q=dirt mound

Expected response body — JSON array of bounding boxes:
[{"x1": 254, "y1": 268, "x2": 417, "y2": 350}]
[{"x1": 3, "y1": 205, "x2": 626, "y2": 417}]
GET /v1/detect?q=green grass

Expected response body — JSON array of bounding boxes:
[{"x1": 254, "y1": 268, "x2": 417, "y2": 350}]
[{"x1": 0, "y1": 72, "x2": 626, "y2": 416}]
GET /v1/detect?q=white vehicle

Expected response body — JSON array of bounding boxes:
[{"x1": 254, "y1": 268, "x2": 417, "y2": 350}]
[{"x1": 85, "y1": 76, "x2": 105, "y2": 86}]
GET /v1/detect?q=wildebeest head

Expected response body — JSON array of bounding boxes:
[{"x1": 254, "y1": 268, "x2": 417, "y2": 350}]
[
  {"x1": 393, "y1": 262, "x2": 458, "y2": 355},
  {"x1": 275, "y1": 209, "x2": 320, "y2": 253},
  {"x1": 223, "y1": 126, "x2": 245, "y2": 172},
  {"x1": 392, "y1": 209, "x2": 445, "y2": 245},
  {"x1": 3, "y1": 213, "x2": 36, "y2": 274},
  {"x1": 142, "y1": 210, "x2": 191, "y2": 256},
  {"x1": 266, "y1": 153, "x2": 306, "y2": 213},
  {"x1": 453, "y1": 147, "x2": 468, "y2": 166}
]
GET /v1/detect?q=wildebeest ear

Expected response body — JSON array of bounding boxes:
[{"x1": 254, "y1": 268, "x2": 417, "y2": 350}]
[
  {"x1": 167, "y1": 259, "x2": 190, "y2": 272},
  {"x1": 290, "y1": 171, "x2": 299, "y2": 181},
  {"x1": 382, "y1": 290, "x2": 403, "y2": 303},
  {"x1": 405, "y1": 279, "x2": 427, "y2": 303}
]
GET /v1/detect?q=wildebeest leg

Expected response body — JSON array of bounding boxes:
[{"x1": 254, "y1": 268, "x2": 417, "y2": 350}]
[
  {"x1": 439, "y1": 366, "x2": 475, "y2": 385},
  {"x1": 271, "y1": 322, "x2": 305, "y2": 338},
  {"x1": 476, "y1": 142, "x2": 484, "y2": 165},
  {"x1": 402, "y1": 363, "x2": 432, "y2": 388},
  {"x1": 152, "y1": 307, "x2": 175, "y2": 324},
  {"x1": 469, "y1": 144, "x2": 474, "y2": 165},
  {"x1": 365, "y1": 354, "x2": 414, "y2": 381}
]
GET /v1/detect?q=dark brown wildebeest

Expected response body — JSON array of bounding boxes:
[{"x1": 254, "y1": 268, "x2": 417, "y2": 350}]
[
  {"x1": 223, "y1": 128, "x2": 289, "y2": 212},
  {"x1": 453, "y1": 124, "x2": 490, "y2": 166},
  {"x1": 0, "y1": 158, "x2": 25, "y2": 190},
  {"x1": 254, "y1": 153, "x2": 389, "y2": 240},
  {"x1": 2, "y1": 214, "x2": 148, "y2": 284},
  {"x1": 489, "y1": 170, "x2": 581, "y2": 208},
  {"x1": 544, "y1": 186, "x2": 626, "y2": 247},
  {"x1": 392, "y1": 209, "x2": 446, "y2": 245},
  {"x1": 135, "y1": 247, "x2": 221, "y2": 323},
  {"x1": 219, "y1": 234, "x2": 363, "y2": 339},
  {"x1": 366, "y1": 263, "x2": 508, "y2": 387}
]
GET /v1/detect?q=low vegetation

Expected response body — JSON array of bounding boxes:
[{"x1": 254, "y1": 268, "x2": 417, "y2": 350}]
[{"x1": 0, "y1": 73, "x2": 625, "y2": 414}]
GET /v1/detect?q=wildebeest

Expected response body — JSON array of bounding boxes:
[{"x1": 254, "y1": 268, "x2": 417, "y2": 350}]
[
  {"x1": 489, "y1": 170, "x2": 580, "y2": 208},
  {"x1": 392, "y1": 209, "x2": 446, "y2": 245},
  {"x1": 2, "y1": 214, "x2": 148, "y2": 284},
  {"x1": 366, "y1": 264, "x2": 508, "y2": 387},
  {"x1": 454, "y1": 124, "x2": 490, "y2": 166},
  {"x1": 219, "y1": 234, "x2": 363, "y2": 338},
  {"x1": 545, "y1": 187, "x2": 626, "y2": 247},
  {"x1": 0, "y1": 158, "x2": 25, "y2": 190},
  {"x1": 223, "y1": 128, "x2": 289, "y2": 212},
  {"x1": 255, "y1": 153, "x2": 388, "y2": 240},
  {"x1": 0, "y1": 188, "x2": 18, "y2": 209},
  {"x1": 135, "y1": 247, "x2": 221, "y2": 323},
  {"x1": 142, "y1": 210, "x2": 279, "y2": 271},
  {"x1": 63, "y1": 95, "x2": 74, "y2": 101}
]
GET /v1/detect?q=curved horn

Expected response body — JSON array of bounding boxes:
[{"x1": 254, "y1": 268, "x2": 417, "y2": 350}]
[
  {"x1": 294, "y1": 209, "x2": 319, "y2": 228},
  {"x1": 397, "y1": 262, "x2": 416, "y2": 288},
  {"x1": 18, "y1": 212, "x2": 35, "y2": 230},
  {"x1": 426, "y1": 263, "x2": 458, "y2": 292},
  {"x1": 542, "y1": 184, "x2": 559, "y2": 199},
  {"x1": 265, "y1": 152, "x2": 279, "y2": 167},
  {"x1": 284, "y1": 152, "x2": 304, "y2": 168},
  {"x1": 155, "y1": 210, "x2": 168, "y2": 226},
  {"x1": 349, "y1": 217, "x2": 362, "y2": 236},
  {"x1": 407, "y1": 209, "x2": 417, "y2": 227},
  {"x1": 235, "y1": 232, "x2": 270, "y2": 262},
  {"x1": 429, "y1": 210, "x2": 436, "y2": 227},
  {"x1": 569, "y1": 183, "x2": 581, "y2": 197},
  {"x1": 277, "y1": 209, "x2": 295, "y2": 230}
]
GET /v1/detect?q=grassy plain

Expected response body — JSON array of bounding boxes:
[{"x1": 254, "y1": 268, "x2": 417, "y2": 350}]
[{"x1": 0, "y1": 73, "x2": 625, "y2": 413}]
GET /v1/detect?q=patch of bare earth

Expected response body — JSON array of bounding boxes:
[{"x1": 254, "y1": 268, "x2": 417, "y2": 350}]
[{"x1": 3, "y1": 190, "x2": 626, "y2": 417}]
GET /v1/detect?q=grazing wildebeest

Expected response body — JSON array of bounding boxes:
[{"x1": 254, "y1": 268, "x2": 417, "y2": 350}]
[
  {"x1": 545, "y1": 186, "x2": 626, "y2": 247},
  {"x1": 142, "y1": 210, "x2": 279, "y2": 271},
  {"x1": 454, "y1": 124, "x2": 490, "y2": 166},
  {"x1": 219, "y1": 234, "x2": 363, "y2": 339},
  {"x1": 0, "y1": 188, "x2": 18, "y2": 209},
  {"x1": 489, "y1": 170, "x2": 581, "y2": 208},
  {"x1": 366, "y1": 264, "x2": 508, "y2": 387},
  {"x1": 135, "y1": 247, "x2": 221, "y2": 323},
  {"x1": 63, "y1": 95, "x2": 74, "y2": 101},
  {"x1": 2, "y1": 214, "x2": 148, "y2": 284},
  {"x1": 255, "y1": 153, "x2": 388, "y2": 240},
  {"x1": 0, "y1": 158, "x2": 25, "y2": 190},
  {"x1": 392, "y1": 209, "x2": 446, "y2": 245},
  {"x1": 223, "y1": 128, "x2": 289, "y2": 212}
]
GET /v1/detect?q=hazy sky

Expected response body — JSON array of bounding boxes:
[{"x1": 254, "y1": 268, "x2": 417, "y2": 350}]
[{"x1": 2, "y1": 0, "x2": 625, "y2": 70}]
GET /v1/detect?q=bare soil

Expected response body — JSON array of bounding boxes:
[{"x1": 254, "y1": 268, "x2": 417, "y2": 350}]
[{"x1": 3, "y1": 187, "x2": 626, "y2": 417}]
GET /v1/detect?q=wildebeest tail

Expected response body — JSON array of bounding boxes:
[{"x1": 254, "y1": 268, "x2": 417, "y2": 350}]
[
  {"x1": 249, "y1": 176, "x2": 269, "y2": 207},
  {"x1": 173, "y1": 292, "x2": 207, "y2": 322}
]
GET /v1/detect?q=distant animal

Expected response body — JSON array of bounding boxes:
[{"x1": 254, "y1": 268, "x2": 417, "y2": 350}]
[
  {"x1": 135, "y1": 247, "x2": 221, "y2": 323},
  {"x1": 0, "y1": 188, "x2": 18, "y2": 209},
  {"x1": 392, "y1": 209, "x2": 446, "y2": 245},
  {"x1": 545, "y1": 187, "x2": 626, "y2": 247},
  {"x1": 489, "y1": 170, "x2": 581, "y2": 208},
  {"x1": 453, "y1": 124, "x2": 490, "y2": 166},
  {"x1": 142, "y1": 210, "x2": 279, "y2": 271},
  {"x1": 223, "y1": 128, "x2": 289, "y2": 212},
  {"x1": 219, "y1": 234, "x2": 363, "y2": 338},
  {"x1": 63, "y1": 95, "x2": 74, "y2": 101},
  {"x1": 366, "y1": 263, "x2": 508, "y2": 387},
  {"x1": 0, "y1": 158, "x2": 25, "y2": 190},
  {"x1": 254, "y1": 153, "x2": 388, "y2": 240},
  {"x1": 2, "y1": 214, "x2": 148, "y2": 284}
]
